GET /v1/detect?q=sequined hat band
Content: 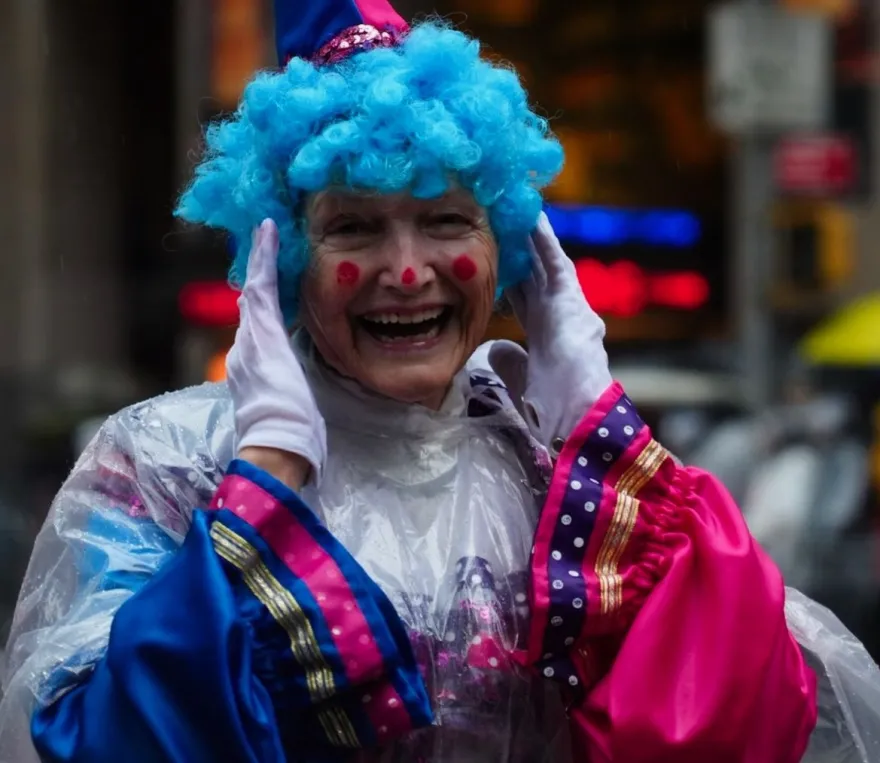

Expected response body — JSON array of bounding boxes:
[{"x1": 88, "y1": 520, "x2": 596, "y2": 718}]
[{"x1": 307, "y1": 23, "x2": 407, "y2": 67}]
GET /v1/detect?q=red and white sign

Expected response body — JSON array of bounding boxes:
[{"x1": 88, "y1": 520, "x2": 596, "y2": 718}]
[{"x1": 774, "y1": 135, "x2": 857, "y2": 195}]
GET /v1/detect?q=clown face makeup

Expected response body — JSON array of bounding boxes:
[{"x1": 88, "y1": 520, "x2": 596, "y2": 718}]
[{"x1": 300, "y1": 189, "x2": 498, "y2": 409}]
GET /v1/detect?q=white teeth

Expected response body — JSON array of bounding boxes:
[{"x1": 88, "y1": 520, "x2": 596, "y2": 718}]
[
  {"x1": 375, "y1": 324, "x2": 442, "y2": 344},
  {"x1": 363, "y1": 307, "x2": 444, "y2": 325}
]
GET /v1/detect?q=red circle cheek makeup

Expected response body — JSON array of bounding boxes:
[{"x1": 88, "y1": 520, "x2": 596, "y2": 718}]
[
  {"x1": 401, "y1": 267, "x2": 416, "y2": 286},
  {"x1": 336, "y1": 261, "x2": 361, "y2": 286},
  {"x1": 452, "y1": 254, "x2": 477, "y2": 282}
]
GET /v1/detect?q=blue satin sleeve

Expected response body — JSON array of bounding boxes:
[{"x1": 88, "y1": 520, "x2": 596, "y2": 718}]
[
  {"x1": 30, "y1": 461, "x2": 431, "y2": 763},
  {"x1": 31, "y1": 509, "x2": 287, "y2": 763}
]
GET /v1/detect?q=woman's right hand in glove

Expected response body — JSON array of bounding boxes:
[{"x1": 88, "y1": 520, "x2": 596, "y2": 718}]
[{"x1": 226, "y1": 218, "x2": 326, "y2": 490}]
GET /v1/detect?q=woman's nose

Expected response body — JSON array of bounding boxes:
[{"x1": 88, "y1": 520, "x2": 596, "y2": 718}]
[{"x1": 376, "y1": 228, "x2": 436, "y2": 291}]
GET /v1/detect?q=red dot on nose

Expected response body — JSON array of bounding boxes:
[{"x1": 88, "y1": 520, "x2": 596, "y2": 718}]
[
  {"x1": 452, "y1": 254, "x2": 477, "y2": 282},
  {"x1": 401, "y1": 267, "x2": 416, "y2": 286},
  {"x1": 336, "y1": 261, "x2": 360, "y2": 286}
]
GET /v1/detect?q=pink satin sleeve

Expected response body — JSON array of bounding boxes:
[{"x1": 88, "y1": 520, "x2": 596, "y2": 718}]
[{"x1": 527, "y1": 383, "x2": 818, "y2": 763}]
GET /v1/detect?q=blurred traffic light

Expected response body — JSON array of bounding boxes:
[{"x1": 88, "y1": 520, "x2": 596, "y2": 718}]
[{"x1": 773, "y1": 202, "x2": 855, "y2": 300}]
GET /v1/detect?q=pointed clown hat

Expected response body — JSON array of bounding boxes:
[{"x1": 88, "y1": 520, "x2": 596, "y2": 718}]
[{"x1": 274, "y1": 0, "x2": 409, "y2": 67}]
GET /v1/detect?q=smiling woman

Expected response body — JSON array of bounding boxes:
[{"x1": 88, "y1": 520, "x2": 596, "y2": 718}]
[{"x1": 301, "y1": 189, "x2": 498, "y2": 408}]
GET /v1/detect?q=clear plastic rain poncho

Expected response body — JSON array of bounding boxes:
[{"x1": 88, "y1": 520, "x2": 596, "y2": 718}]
[{"x1": 1, "y1": 336, "x2": 880, "y2": 762}]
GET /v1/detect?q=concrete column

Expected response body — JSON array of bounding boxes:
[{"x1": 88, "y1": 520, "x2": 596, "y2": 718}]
[
  {"x1": 3, "y1": 0, "x2": 49, "y2": 379},
  {"x1": 41, "y1": 2, "x2": 127, "y2": 381}
]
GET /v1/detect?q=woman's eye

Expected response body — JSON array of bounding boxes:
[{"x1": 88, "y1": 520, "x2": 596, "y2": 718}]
[
  {"x1": 327, "y1": 218, "x2": 374, "y2": 236},
  {"x1": 427, "y1": 213, "x2": 472, "y2": 230}
]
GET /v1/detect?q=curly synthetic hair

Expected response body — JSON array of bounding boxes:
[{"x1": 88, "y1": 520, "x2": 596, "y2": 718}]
[{"x1": 176, "y1": 20, "x2": 564, "y2": 321}]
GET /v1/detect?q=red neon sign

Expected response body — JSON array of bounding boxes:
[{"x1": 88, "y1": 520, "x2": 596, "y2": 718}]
[
  {"x1": 179, "y1": 281, "x2": 240, "y2": 326},
  {"x1": 575, "y1": 259, "x2": 710, "y2": 318}
]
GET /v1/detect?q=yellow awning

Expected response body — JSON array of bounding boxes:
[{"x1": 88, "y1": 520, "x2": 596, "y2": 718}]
[{"x1": 800, "y1": 293, "x2": 880, "y2": 366}]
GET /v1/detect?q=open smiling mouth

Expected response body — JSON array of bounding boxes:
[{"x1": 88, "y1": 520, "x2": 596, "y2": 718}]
[{"x1": 357, "y1": 306, "x2": 454, "y2": 345}]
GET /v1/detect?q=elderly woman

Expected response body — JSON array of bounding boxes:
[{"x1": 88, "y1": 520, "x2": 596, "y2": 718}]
[{"x1": 2, "y1": 1, "x2": 880, "y2": 762}]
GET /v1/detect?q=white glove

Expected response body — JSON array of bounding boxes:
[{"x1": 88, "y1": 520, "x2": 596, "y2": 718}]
[
  {"x1": 226, "y1": 219, "x2": 327, "y2": 482},
  {"x1": 489, "y1": 212, "x2": 612, "y2": 450}
]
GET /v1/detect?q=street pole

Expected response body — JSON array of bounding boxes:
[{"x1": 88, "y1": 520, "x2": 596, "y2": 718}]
[
  {"x1": 718, "y1": 0, "x2": 832, "y2": 413},
  {"x1": 732, "y1": 130, "x2": 777, "y2": 411}
]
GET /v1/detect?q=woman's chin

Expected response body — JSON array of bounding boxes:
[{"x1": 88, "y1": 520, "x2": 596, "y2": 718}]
[{"x1": 353, "y1": 330, "x2": 466, "y2": 408}]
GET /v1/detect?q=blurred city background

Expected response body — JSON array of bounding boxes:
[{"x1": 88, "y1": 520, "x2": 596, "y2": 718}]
[{"x1": 0, "y1": 0, "x2": 878, "y2": 657}]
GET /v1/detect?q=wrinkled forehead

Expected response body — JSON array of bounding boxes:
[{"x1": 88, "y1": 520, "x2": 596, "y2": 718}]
[{"x1": 306, "y1": 186, "x2": 483, "y2": 220}]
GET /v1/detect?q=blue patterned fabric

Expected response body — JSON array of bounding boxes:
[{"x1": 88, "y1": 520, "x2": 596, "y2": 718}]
[{"x1": 31, "y1": 464, "x2": 431, "y2": 763}]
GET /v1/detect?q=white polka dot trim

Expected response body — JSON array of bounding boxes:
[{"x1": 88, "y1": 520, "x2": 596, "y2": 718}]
[
  {"x1": 515, "y1": 592, "x2": 527, "y2": 603},
  {"x1": 584, "y1": 501, "x2": 596, "y2": 512},
  {"x1": 573, "y1": 598, "x2": 584, "y2": 609},
  {"x1": 552, "y1": 550, "x2": 562, "y2": 561},
  {"x1": 564, "y1": 636, "x2": 575, "y2": 646},
  {"x1": 624, "y1": 425, "x2": 634, "y2": 435},
  {"x1": 561, "y1": 514, "x2": 572, "y2": 526},
  {"x1": 488, "y1": 657, "x2": 499, "y2": 668},
  {"x1": 471, "y1": 574, "x2": 483, "y2": 585},
  {"x1": 331, "y1": 627, "x2": 342, "y2": 636},
  {"x1": 553, "y1": 580, "x2": 564, "y2": 590},
  {"x1": 568, "y1": 675, "x2": 579, "y2": 686},
  {"x1": 543, "y1": 652, "x2": 553, "y2": 660},
  {"x1": 602, "y1": 452, "x2": 613, "y2": 462},
  {"x1": 472, "y1": 635, "x2": 482, "y2": 645},
  {"x1": 445, "y1": 631, "x2": 456, "y2": 642},
  {"x1": 543, "y1": 666, "x2": 555, "y2": 678},
  {"x1": 570, "y1": 480, "x2": 582, "y2": 490},
  {"x1": 577, "y1": 456, "x2": 588, "y2": 467},
  {"x1": 568, "y1": 570, "x2": 579, "y2": 577},
  {"x1": 598, "y1": 427, "x2": 609, "y2": 438},
  {"x1": 616, "y1": 405, "x2": 627, "y2": 414},
  {"x1": 551, "y1": 616, "x2": 563, "y2": 626},
  {"x1": 574, "y1": 537, "x2": 585, "y2": 548}
]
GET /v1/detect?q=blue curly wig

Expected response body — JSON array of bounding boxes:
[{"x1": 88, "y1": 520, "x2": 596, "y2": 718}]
[{"x1": 176, "y1": 20, "x2": 564, "y2": 322}]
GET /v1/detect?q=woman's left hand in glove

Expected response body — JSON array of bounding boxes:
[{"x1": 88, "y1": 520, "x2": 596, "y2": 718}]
[{"x1": 489, "y1": 212, "x2": 612, "y2": 451}]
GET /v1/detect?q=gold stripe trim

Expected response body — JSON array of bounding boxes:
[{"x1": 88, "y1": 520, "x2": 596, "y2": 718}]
[
  {"x1": 594, "y1": 439, "x2": 668, "y2": 614},
  {"x1": 210, "y1": 522, "x2": 360, "y2": 747},
  {"x1": 211, "y1": 523, "x2": 337, "y2": 702},
  {"x1": 319, "y1": 705, "x2": 361, "y2": 749}
]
